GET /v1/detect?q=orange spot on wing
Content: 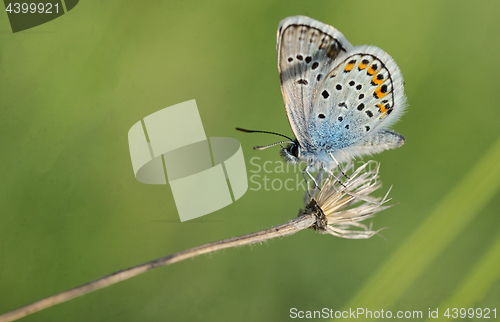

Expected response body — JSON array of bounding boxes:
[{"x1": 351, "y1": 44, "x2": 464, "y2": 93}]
[
  {"x1": 358, "y1": 61, "x2": 368, "y2": 70},
  {"x1": 374, "y1": 86, "x2": 388, "y2": 99},
  {"x1": 377, "y1": 103, "x2": 391, "y2": 118},
  {"x1": 367, "y1": 63, "x2": 380, "y2": 76},
  {"x1": 377, "y1": 103, "x2": 387, "y2": 113},
  {"x1": 344, "y1": 62, "x2": 355, "y2": 72},
  {"x1": 372, "y1": 75, "x2": 384, "y2": 85}
]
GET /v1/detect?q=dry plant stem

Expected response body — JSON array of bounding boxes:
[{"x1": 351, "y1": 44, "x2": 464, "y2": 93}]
[{"x1": 0, "y1": 214, "x2": 317, "y2": 322}]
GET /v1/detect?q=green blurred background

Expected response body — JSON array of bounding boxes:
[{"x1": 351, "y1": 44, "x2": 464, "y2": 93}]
[{"x1": 1, "y1": 1, "x2": 499, "y2": 321}]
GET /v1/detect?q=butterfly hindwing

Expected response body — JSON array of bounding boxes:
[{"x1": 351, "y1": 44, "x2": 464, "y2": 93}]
[
  {"x1": 277, "y1": 16, "x2": 353, "y2": 149},
  {"x1": 308, "y1": 45, "x2": 406, "y2": 162}
]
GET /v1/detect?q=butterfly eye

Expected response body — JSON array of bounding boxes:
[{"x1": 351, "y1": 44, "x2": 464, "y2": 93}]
[{"x1": 290, "y1": 144, "x2": 299, "y2": 158}]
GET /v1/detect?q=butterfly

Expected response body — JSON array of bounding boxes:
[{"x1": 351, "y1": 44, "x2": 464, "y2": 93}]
[{"x1": 239, "y1": 16, "x2": 406, "y2": 185}]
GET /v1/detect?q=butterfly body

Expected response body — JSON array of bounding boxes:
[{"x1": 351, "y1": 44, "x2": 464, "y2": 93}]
[{"x1": 277, "y1": 16, "x2": 406, "y2": 172}]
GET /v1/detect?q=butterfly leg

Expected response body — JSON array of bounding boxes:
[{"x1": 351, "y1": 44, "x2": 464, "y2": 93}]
[
  {"x1": 322, "y1": 164, "x2": 347, "y2": 188},
  {"x1": 328, "y1": 152, "x2": 350, "y2": 179},
  {"x1": 302, "y1": 164, "x2": 320, "y2": 200},
  {"x1": 337, "y1": 164, "x2": 350, "y2": 179}
]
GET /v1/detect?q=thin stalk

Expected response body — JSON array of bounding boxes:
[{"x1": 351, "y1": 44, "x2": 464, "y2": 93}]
[{"x1": 0, "y1": 214, "x2": 317, "y2": 322}]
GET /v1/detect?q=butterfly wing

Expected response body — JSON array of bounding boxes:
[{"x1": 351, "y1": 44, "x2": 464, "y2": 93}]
[
  {"x1": 308, "y1": 45, "x2": 407, "y2": 163},
  {"x1": 277, "y1": 16, "x2": 354, "y2": 150}
]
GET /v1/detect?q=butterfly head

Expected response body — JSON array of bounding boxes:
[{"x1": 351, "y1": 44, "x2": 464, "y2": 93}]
[{"x1": 280, "y1": 140, "x2": 301, "y2": 164}]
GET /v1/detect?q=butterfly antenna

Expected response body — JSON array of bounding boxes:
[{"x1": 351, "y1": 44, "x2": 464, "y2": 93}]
[
  {"x1": 236, "y1": 127, "x2": 294, "y2": 142},
  {"x1": 254, "y1": 140, "x2": 295, "y2": 150}
]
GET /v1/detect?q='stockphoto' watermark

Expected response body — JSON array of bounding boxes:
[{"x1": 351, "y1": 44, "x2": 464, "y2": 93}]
[
  {"x1": 289, "y1": 307, "x2": 497, "y2": 319},
  {"x1": 248, "y1": 157, "x2": 378, "y2": 192},
  {"x1": 290, "y1": 307, "x2": 423, "y2": 319}
]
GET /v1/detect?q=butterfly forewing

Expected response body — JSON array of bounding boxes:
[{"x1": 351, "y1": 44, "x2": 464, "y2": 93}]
[{"x1": 277, "y1": 16, "x2": 353, "y2": 149}]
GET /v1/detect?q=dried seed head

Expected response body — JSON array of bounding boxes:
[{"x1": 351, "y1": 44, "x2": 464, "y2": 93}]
[{"x1": 304, "y1": 161, "x2": 392, "y2": 239}]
